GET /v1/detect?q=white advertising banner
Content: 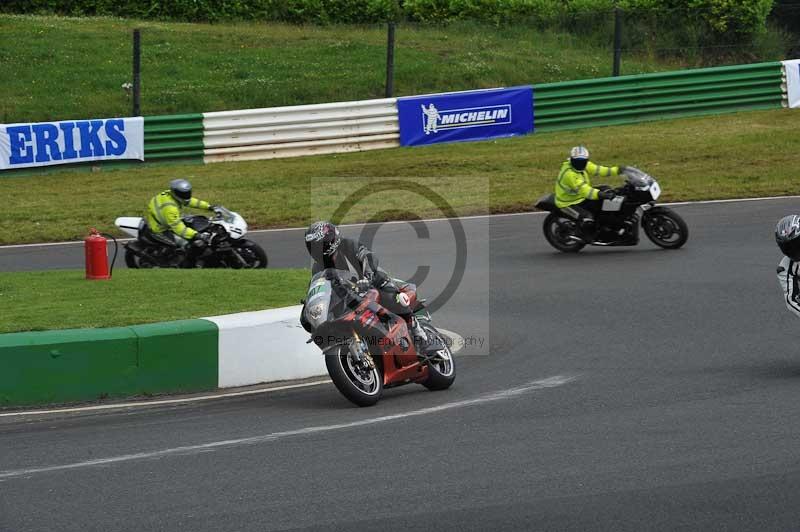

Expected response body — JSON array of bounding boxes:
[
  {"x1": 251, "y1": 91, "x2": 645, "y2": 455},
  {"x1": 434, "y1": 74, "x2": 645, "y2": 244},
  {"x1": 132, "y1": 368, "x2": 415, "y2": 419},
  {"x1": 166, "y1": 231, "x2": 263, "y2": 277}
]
[
  {"x1": 783, "y1": 59, "x2": 800, "y2": 109},
  {"x1": 0, "y1": 117, "x2": 144, "y2": 170}
]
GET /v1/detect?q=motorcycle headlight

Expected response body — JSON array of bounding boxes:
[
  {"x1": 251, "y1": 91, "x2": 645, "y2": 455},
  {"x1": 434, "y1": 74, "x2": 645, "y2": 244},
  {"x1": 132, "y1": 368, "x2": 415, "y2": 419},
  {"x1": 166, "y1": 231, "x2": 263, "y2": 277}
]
[{"x1": 308, "y1": 303, "x2": 325, "y2": 320}]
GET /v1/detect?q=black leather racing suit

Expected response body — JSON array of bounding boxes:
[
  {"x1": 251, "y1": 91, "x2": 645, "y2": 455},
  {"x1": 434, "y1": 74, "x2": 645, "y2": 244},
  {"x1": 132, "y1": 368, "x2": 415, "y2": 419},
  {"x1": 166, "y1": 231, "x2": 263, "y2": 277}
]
[{"x1": 308, "y1": 238, "x2": 413, "y2": 322}]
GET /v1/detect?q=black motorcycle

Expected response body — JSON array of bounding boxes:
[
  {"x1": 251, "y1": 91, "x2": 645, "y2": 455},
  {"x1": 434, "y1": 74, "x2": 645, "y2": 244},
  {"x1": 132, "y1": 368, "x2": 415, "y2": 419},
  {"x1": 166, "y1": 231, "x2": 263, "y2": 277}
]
[
  {"x1": 535, "y1": 167, "x2": 688, "y2": 253},
  {"x1": 115, "y1": 207, "x2": 268, "y2": 268}
]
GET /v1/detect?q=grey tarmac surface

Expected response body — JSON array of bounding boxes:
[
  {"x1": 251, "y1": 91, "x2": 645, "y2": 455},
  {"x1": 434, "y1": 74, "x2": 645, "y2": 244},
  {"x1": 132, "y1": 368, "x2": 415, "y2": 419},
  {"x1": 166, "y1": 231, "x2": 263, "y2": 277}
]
[{"x1": 3, "y1": 199, "x2": 800, "y2": 531}]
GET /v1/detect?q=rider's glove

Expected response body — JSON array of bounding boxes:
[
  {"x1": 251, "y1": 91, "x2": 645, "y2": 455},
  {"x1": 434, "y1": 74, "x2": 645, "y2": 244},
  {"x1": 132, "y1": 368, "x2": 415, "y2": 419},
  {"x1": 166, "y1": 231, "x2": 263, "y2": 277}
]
[
  {"x1": 355, "y1": 278, "x2": 371, "y2": 294},
  {"x1": 371, "y1": 269, "x2": 389, "y2": 289},
  {"x1": 598, "y1": 189, "x2": 616, "y2": 200},
  {"x1": 618, "y1": 165, "x2": 629, "y2": 174},
  {"x1": 193, "y1": 231, "x2": 212, "y2": 247},
  {"x1": 210, "y1": 205, "x2": 223, "y2": 216}
]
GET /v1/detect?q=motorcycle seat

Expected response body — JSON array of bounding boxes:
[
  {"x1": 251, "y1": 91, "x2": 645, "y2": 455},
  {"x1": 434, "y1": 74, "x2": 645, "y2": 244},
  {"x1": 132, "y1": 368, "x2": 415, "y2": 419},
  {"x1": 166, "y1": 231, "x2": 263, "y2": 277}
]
[{"x1": 139, "y1": 223, "x2": 177, "y2": 248}]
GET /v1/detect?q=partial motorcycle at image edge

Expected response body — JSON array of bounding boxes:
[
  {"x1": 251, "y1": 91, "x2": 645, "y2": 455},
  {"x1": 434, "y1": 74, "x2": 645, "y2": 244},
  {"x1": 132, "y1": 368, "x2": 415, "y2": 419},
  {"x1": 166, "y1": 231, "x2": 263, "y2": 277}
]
[
  {"x1": 535, "y1": 167, "x2": 689, "y2": 253},
  {"x1": 114, "y1": 207, "x2": 268, "y2": 268},
  {"x1": 303, "y1": 268, "x2": 456, "y2": 407}
]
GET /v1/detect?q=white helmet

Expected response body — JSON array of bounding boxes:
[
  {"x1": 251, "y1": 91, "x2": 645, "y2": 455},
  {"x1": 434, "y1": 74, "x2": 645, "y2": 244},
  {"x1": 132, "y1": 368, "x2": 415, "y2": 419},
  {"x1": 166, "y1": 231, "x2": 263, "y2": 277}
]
[{"x1": 569, "y1": 146, "x2": 589, "y2": 171}]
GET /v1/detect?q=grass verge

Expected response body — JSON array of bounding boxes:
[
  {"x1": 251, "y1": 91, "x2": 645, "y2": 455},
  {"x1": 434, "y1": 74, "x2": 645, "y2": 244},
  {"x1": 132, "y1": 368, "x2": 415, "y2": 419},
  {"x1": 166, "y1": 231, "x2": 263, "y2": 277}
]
[
  {"x1": 0, "y1": 14, "x2": 696, "y2": 123},
  {"x1": 0, "y1": 268, "x2": 309, "y2": 333},
  {"x1": 0, "y1": 108, "x2": 796, "y2": 245}
]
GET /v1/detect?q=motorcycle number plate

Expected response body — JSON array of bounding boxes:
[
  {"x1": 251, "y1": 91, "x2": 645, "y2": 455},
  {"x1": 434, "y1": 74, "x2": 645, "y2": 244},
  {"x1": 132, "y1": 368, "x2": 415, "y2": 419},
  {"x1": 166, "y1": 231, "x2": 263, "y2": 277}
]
[
  {"x1": 650, "y1": 181, "x2": 661, "y2": 200},
  {"x1": 601, "y1": 196, "x2": 624, "y2": 212}
]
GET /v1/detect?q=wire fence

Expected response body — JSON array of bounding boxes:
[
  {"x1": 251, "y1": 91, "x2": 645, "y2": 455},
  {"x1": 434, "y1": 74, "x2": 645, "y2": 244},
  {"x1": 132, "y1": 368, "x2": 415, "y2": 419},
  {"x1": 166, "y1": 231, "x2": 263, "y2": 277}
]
[{"x1": 506, "y1": 3, "x2": 800, "y2": 67}]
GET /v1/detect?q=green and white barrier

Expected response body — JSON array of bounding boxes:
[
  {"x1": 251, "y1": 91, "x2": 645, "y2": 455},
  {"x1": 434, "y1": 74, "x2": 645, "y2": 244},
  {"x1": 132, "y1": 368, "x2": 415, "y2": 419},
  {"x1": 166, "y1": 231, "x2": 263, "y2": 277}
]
[
  {"x1": 2, "y1": 60, "x2": 793, "y2": 175},
  {"x1": 0, "y1": 306, "x2": 323, "y2": 407},
  {"x1": 205, "y1": 306, "x2": 323, "y2": 388},
  {"x1": 783, "y1": 59, "x2": 800, "y2": 108},
  {"x1": 202, "y1": 98, "x2": 399, "y2": 164}
]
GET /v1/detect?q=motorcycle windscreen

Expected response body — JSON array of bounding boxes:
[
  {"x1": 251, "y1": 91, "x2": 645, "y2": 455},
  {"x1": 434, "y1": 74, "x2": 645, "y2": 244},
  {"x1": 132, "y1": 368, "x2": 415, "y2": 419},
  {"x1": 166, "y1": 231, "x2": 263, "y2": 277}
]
[
  {"x1": 305, "y1": 276, "x2": 332, "y2": 330},
  {"x1": 304, "y1": 268, "x2": 356, "y2": 329}
]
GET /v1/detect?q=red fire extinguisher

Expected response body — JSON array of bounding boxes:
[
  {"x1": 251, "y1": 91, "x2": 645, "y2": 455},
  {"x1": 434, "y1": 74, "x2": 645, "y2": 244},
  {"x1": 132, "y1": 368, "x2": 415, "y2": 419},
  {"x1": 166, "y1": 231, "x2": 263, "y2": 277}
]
[{"x1": 84, "y1": 228, "x2": 117, "y2": 280}]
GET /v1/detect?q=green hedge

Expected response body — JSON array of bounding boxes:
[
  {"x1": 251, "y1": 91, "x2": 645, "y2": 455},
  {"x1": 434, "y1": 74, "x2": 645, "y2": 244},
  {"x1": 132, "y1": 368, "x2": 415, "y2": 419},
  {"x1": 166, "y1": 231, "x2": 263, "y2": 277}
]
[
  {"x1": 0, "y1": 0, "x2": 777, "y2": 36},
  {"x1": 0, "y1": 0, "x2": 399, "y2": 24}
]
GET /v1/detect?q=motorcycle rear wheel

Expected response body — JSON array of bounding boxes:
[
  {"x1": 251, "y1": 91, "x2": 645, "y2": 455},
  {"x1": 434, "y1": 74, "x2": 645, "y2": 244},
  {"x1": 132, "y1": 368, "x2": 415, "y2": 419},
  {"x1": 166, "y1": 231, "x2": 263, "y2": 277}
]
[
  {"x1": 421, "y1": 325, "x2": 456, "y2": 391},
  {"x1": 124, "y1": 248, "x2": 157, "y2": 268},
  {"x1": 543, "y1": 213, "x2": 586, "y2": 253},
  {"x1": 325, "y1": 341, "x2": 383, "y2": 407}
]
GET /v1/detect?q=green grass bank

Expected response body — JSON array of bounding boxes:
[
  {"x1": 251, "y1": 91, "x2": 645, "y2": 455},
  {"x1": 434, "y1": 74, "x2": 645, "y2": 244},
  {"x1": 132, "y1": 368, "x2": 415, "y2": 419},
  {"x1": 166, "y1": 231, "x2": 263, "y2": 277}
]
[
  {"x1": 0, "y1": 108, "x2": 796, "y2": 245},
  {"x1": 0, "y1": 268, "x2": 309, "y2": 333},
  {"x1": 0, "y1": 14, "x2": 700, "y2": 123}
]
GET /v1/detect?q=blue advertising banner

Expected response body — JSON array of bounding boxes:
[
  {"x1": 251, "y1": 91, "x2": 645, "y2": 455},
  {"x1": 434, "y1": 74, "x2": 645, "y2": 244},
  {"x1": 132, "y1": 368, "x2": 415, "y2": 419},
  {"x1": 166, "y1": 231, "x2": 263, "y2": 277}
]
[
  {"x1": 0, "y1": 117, "x2": 145, "y2": 170},
  {"x1": 397, "y1": 86, "x2": 533, "y2": 147}
]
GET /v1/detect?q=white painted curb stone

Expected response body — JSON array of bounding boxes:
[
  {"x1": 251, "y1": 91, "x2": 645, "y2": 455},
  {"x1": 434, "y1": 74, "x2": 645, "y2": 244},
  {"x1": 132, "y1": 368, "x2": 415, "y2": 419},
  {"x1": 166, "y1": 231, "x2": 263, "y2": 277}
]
[{"x1": 204, "y1": 306, "x2": 324, "y2": 388}]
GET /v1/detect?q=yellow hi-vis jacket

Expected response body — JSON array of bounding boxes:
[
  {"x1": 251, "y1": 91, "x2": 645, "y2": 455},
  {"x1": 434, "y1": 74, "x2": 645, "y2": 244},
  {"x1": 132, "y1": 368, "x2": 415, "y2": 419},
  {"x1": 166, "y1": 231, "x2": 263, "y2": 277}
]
[
  {"x1": 554, "y1": 160, "x2": 620, "y2": 209},
  {"x1": 146, "y1": 191, "x2": 212, "y2": 240}
]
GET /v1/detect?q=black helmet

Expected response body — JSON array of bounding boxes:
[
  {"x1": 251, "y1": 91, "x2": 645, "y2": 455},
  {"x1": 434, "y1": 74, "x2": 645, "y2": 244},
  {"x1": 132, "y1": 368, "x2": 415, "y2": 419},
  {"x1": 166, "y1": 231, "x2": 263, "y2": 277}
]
[
  {"x1": 569, "y1": 145, "x2": 589, "y2": 172},
  {"x1": 776, "y1": 215, "x2": 800, "y2": 260},
  {"x1": 169, "y1": 179, "x2": 192, "y2": 205},
  {"x1": 305, "y1": 221, "x2": 341, "y2": 262}
]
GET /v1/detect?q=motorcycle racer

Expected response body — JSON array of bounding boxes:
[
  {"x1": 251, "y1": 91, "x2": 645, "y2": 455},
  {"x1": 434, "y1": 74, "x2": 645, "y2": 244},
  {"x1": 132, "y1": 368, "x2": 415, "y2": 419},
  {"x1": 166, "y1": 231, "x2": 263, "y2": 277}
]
[
  {"x1": 146, "y1": 179, "x2": 218, "y2": 246},
  {"x1": 301, "y1": 221, "x2": 435, "y2": 355},
  {"x1": 555, "y1": 146, "x2": 627, "y2": 240},
  {"x1": 145, "y1": 179, "x2": 220, "y2": 266}
]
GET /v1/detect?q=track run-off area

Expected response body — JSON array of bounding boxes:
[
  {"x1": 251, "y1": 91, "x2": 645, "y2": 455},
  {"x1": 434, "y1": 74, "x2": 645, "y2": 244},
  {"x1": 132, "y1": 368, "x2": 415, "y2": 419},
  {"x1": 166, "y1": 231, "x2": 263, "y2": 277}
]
[{"x1": 3, "y1": 197, "x2": 800, "y2": 531}]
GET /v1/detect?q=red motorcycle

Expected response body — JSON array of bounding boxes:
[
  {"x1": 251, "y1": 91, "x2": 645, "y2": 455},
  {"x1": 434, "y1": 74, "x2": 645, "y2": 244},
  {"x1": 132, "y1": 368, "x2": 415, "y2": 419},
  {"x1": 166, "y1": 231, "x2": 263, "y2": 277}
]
[{"x1": 303, "y1": 268, "x2": 456, "y2": 407}]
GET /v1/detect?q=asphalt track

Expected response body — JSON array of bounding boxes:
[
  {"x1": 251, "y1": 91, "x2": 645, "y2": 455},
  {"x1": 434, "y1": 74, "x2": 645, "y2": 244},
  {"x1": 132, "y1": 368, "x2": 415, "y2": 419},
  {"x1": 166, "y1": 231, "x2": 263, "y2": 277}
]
[{"x1": 3, "y1": 198, "x2": 800, "y2": 531}]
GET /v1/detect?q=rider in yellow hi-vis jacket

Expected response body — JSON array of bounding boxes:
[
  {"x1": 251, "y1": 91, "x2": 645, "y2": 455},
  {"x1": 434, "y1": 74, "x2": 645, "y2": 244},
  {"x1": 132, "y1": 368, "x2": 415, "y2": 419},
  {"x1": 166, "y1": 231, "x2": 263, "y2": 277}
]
[
  {"x1": 554, "y1": 146, "x2": 625, "y2": 240},
  {"x1": 145, "y1": 179, "x2": 216, "y2": 247}
]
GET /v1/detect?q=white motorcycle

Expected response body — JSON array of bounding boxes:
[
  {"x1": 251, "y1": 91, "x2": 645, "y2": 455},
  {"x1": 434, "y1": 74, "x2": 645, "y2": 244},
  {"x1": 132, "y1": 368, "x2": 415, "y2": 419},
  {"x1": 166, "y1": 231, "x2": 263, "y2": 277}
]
[{"x1": 115, "y1": 206, "x2": 268, "y2": 269}]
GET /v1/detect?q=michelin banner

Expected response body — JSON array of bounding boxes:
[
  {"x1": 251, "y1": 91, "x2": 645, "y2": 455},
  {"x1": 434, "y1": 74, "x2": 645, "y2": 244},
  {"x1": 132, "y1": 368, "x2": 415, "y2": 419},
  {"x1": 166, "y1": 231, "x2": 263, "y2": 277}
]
[
  {"x1": 784, "y1": 59, "x2": 800, "y2": 109},
  {"x1": 397, "y1": 86, "x2": 533, "y2": 146},
  {"x1": 0, "y1": 117, "x2": 144, "y2": 170}
]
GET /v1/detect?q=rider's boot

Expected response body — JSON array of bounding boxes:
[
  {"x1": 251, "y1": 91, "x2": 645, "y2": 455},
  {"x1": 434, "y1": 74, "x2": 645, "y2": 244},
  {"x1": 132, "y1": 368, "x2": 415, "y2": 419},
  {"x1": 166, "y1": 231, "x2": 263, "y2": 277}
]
[{"x1": 577, "y1": 217, "x2": 598, "y2": 243}]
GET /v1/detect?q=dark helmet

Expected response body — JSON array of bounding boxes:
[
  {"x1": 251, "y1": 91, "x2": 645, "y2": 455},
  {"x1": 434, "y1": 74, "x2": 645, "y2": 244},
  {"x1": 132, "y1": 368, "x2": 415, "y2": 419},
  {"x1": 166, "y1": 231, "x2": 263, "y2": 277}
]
[
  {"x1": 305, "y1": 221, "x2": 341, "y2": 262},
  {"x1": 169, "y1": 179, "x2": 192, "y2": 205},
  {"x1": 569, "y1": 145, "x2": 589, "y2": 172},
  {"x1": 776, "y1": 215, "x2": 800, "y2": 260}
]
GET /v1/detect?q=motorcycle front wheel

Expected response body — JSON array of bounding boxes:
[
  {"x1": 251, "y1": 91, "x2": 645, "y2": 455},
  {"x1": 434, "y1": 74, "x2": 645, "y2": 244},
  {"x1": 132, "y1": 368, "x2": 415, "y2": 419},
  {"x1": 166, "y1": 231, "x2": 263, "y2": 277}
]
[
  {"x1": 542, "y1": 213, "x2": 586, "y2": 253},
  {"x1": 642, "y1": 207, "x2": 688, "y2": 249},
  {"x1": 420, "y1": 324, "x2": 456, "y2": 391},
  {"x1": 325, "y1": 340, "x2": 383, "y2": 407}
]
